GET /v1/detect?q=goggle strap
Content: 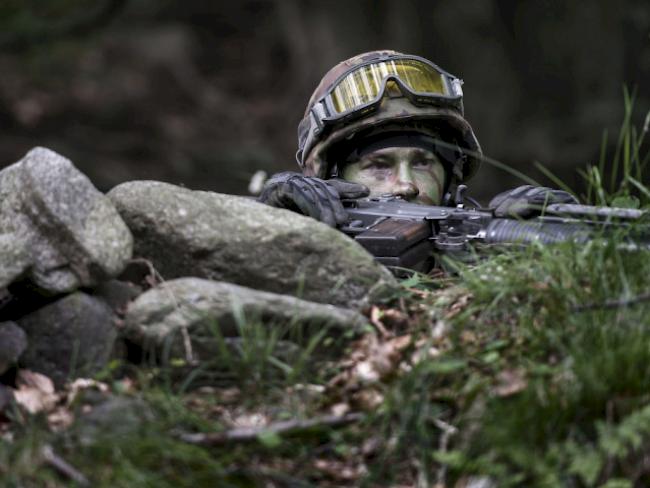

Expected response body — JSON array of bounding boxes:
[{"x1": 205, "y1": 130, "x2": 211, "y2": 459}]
[
  {"x1": 451, "y1": 79, "x2": 464, "y2": 98},
  {"x1": 311, "y1": 103, "x2": 328, "y2": 132}
]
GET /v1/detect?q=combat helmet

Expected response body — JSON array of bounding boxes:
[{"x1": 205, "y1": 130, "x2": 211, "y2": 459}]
[{"x1": 296, "y1": 50, "x2": 482, "y2": 184}]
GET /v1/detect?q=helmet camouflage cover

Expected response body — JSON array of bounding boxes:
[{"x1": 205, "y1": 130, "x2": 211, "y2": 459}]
[{"x1": 297, "y1": 50, "x2": 482, "y2": 183}]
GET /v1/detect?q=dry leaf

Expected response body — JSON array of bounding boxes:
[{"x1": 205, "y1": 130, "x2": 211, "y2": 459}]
[
  {"x1": 65, "y1": 378, "x2": 109, "y2": 406},
  {"x1": 16, "y1": 370, "x2": 55, "y2": 393},
  {"x1": 358, "y1": 335, "x2": 411, "y2": 384},
  {"x1": 493, "y1": 369, "x2": 528, "y2": 397},
  {"x1": 47, "y1": 407, "x2": 75, "y2": 432},
  {"x1": 13, "y1": 370, "x2": 59, "y2": 414},
  {"x1": 352, "y1": 359, "x2": 382, "y2": 385},
  {"x1": 353, "y1": 389, "x2": 384, "y2": 410},
  {"x1": 328, "y1": 334, "x2": 413, "y2": 393},
  {"x1": 370, "y1": 306, "x2": 391, "y2": 338},
  {"x1": 287, "y1": 384, "x2": 325, "y2": 397},
  {"x1": 411, "y1": 345, "x2": 442, "y2": 365},
  {"x1": 361, "y1": 436, "x2": 382, "y2": 456},
  {"x1": 330, "y1": 402, "x2": 351, "y2": 417},
  {"x1": 445, "y1": 293, "x2": 473, "y2": 319},
  {"x1": 431, "y1": 320, "x2": 450, "y2": 340},
  {"x1": 381, "y1": 308, "x2": 409, "y2": 329},
  {"x1": 388, "y1": 334, "x2": 412, "y2": 352},
  {"x1": 313, "y1": 458, "x2": 367, "y2": 481}
]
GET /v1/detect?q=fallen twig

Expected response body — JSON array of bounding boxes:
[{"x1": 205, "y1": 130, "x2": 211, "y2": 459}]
[
  {"x1": 370, "y1": 306, "x2": 391, "y2": 338},
  {"x1": 571, "y1": 291, "x2": 650, "y2": 312},
  {"x1": 177, "y1": 412, "x2": 364, "y2": 446},
  {"x1": 434, "y1": 419, "x2": 458, "y2": 487},
  {"x1": 42, "y1": 445, "x2": 90, "y2": 487}
]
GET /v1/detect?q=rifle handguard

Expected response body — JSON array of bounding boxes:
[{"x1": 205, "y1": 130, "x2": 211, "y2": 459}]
[{"x1": 485, "y1": 219, "x2": 590, "y2": 245}]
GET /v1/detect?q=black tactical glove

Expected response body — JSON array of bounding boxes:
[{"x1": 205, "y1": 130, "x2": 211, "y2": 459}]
[
  {"x1": 258, "y1": 172, "x2": 369, "y2": 227},
  {"x1": 489, "y1": 185, "x2": 579, "y2": 218}
]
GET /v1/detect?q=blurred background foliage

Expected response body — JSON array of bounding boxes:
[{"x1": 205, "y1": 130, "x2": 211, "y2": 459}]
[{"x1": 0, "y1": 0, "x2": 648, "y2": 201}]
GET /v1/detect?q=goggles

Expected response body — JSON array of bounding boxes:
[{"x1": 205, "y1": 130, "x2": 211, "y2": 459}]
[{"x1": 308, "y1": 55, "x2": 464, "y2": 135}]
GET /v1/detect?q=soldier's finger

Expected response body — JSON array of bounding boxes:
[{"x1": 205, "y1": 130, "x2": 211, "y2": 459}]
[
  {"x1": 327, "y1": 179, "x2": 370, "y2": 199},
  {"x1": 291, "y1": 191, "x2": 319, "y2": 219},
  {"x1": 330, "y1": 197, "x2": 350, "y2": 226},
  {"x1": 311, "y1": 179, "x2": 342, "y2": 226},
  {"x1": 289, "y1": 179, "x2": 322, "y2": 217},
  {"x1": 311, "y1": 179, "x2": 354, "y2": 225}
]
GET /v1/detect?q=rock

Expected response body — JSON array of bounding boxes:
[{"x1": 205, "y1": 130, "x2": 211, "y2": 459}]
[
  {"x1": 18, "y1": 292, "x2": 117, "y2": 388},
  {"x1": 0, "y1": 236, "x2": 30, "y2": 292},
  {"x1": 92, "y1": 280, "x2": 142, "y2": 315},
  {"x1": 108, "y1": 181, "x2": 396, "y2": 308},
  {"x1": 0, "y1": 283, "x2": 62, "y2": 322},
  {"x1": 0, "y1": 147, "x2": 133, "y2": 294},
  {"x1": 124, "y1": 277, "x2": 368, "y2": 361},
  {"x1": 0, "y1": 385, "x2": 15, "y2": 414},
  {"x1": 73, "y1": 396, "x2": 153, "y2": 446},
  {"x1": 0, "y1": 322, "x2": 27, "y2": 375},
  {"x1": 116, "y1": 259, "x2": 156, "y2": 288}
]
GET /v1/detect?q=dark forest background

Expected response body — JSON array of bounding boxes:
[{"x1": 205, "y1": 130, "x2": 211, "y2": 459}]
[{"x1": 1, "y1": 0, "x2": 649, "y2": 201}]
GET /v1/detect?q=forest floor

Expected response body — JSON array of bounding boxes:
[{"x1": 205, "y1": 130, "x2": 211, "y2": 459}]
[{"x1": 4, "y1": 233, "x2": 650, "y2": 488}]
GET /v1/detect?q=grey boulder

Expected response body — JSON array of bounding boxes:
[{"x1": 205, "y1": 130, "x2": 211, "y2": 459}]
[
  {"x1": 0, "y1": 147, "x2": 133, "y2": 293},
  {"x1": 0, "y1": 322, "x2": 27, "y2": 375},
  {"x1": 18, "y1": 292, "x2": 117, "y2": 388},
  {"x1": 73, "y1": 396, "x2": 154, "y2": 446},
  {"x1": 0, "y1": 385, "x2": 14, "y2": 413},
  {"x1": 92, "y1": 279, "x2": 143, "y2": 316},
  {"x1": 108, "y1": 181, "x2": 396, "y2": 309},
  {"x1": 123, "y1": 277, "x2": 367, "y2": 360}
]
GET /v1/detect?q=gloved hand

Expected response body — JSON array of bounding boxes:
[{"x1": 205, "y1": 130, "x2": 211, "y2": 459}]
[
  {"x1": 489, "y1": 185, "x2": 579, "y2": 218},
  {"x1": 258, "y1": 172, "x2": 369, "y2": 227}
]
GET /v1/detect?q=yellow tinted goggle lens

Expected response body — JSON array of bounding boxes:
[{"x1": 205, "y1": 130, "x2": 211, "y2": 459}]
[{"x1": 330, "y1": 59, "x2": 447, "y2": 114}]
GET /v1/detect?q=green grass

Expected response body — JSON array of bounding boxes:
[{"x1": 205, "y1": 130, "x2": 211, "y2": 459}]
[
  {"x1": 427, "y1": 239, "x2": 650, "y2": 486},
  {"x1": 1, "y1": 94, "x2": 649, "y2": 487}
]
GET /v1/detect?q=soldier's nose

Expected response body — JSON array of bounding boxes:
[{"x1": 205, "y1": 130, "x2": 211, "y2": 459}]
[
  {"x1": 393, "y1": 162, "x2": 419, "y2": 199},
  {"x1": 394, "y1": 181, "x2": 419, "y2": 199}
]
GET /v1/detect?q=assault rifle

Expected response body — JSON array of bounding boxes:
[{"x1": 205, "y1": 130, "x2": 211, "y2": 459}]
[{"x1": 339, "y1": 194, "x2": 649, "y2": 272}]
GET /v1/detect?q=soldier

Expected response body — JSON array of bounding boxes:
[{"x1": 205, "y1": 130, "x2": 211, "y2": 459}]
[{"x1": 260, "y1": 50, "x2": 576, "y2": 225}]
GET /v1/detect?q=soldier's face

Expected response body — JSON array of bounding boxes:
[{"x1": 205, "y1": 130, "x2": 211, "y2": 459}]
[{"x1": 340, "y1": 146, "x2": 446, "y2": 204}]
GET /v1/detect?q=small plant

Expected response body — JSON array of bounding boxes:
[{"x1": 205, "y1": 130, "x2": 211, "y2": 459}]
[{"x1": 582, "y1": 88, "x2": 650, "y2": 208}]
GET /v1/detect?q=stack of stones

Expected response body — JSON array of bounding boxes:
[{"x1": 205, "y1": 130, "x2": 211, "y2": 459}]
[{"x1": 0, "y1": 148, "x2": 396, "y2": 391}]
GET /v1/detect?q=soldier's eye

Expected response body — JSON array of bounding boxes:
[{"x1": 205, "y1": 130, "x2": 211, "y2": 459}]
[
  {"x1": 412, "y1": 160, "x2": 433, "y2": 169},
  {"x1": 365, "y1": 160, "x2": 392, "y2": 171}
]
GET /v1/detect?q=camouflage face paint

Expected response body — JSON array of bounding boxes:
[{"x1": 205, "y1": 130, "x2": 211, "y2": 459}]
[{"x1": 341, "y1": 146, "x2": 446, "y2": 204}]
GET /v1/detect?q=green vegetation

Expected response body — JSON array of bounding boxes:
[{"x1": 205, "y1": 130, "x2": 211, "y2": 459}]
[{"x1": 1, "y1": 97, "x2": 650, "y2": 487}]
